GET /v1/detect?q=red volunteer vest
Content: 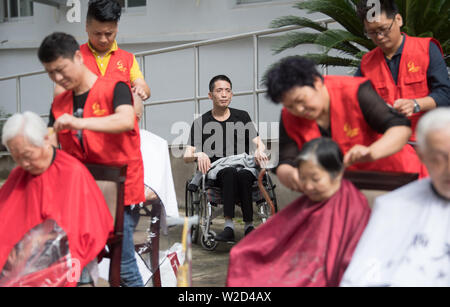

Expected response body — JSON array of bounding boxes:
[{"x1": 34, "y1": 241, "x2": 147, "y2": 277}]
[
  {"x1": 282, "y1": 76, "x2": 426, "y2": 176},
  {"x1": 360, "y1": 34, "x2": 444, "y2": 141},
  {"x1": 80, "y1": 43, "x2": 134, "y2": 85},
  {"x1": 52, "y1": 77, "x2": 145, "y2": 205}
]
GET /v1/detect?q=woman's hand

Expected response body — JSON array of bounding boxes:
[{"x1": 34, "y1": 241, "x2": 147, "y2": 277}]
[
  {"x1": 343, "y1": 145, "x2": 373, "y2": 167},
  {"x1": 276, "y1": 164, "x2": 303, "y2": 192}
]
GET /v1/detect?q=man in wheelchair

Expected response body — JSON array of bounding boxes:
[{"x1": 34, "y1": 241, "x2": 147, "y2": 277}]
[{"x1": 184, "y1": 75, "x2": 268, "y2": 242}]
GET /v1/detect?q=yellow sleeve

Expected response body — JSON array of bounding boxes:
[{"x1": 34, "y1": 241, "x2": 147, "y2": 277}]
[{"x1": 130, "y1": 56, "x2": 144, "y2": 83}]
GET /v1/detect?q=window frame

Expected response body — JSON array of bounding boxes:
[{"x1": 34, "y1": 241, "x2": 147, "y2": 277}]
[
  {"x1": 118, "y1": 0, "x2": 147, "y2": 13},
  {"x1": 2, "y1": 0, "x2": 34, "y2": 22},
  {"x1": 234, "y1": 0, "x2": 298, "y2": 7},
  {"x1": 236, "y1": 0, "x2": 273, "y2": 5}
]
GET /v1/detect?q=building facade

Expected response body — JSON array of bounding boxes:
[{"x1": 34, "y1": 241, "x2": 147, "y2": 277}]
[{"x1": 0, "y1": 0, "x2": 346, "y2": 144}]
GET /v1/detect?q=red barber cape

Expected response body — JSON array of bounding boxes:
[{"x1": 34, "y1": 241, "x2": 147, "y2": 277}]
[
  {"x1": 0, "y1": 150, "x2": 113, "y2": 287},
  {"x1": 227, "y1": 179, "x2": 371, "y2": 287}
]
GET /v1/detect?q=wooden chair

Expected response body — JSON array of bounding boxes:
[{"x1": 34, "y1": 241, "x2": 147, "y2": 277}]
[
  {"x1": 344, "y1": 170, "x2": 419, "y2": 191},
  {"x1": 85, "y1": 163, "x2": 127, "y2": 287}
]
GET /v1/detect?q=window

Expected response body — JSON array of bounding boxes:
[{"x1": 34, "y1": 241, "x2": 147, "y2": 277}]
[
  {"x1": 117, "y1": 0, "x2": 146, "y2": 9},
  {"x1": 3, "y1": 0, "x2": 33, "y2": 20},
  {"x1": 236, "y1": 0, "x2": 272, "y2": 4}
]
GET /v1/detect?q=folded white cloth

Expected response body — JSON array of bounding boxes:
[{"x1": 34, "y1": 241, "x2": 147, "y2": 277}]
[{"x1": 140, "y1": 129, "x2": 179, "y2": 218}]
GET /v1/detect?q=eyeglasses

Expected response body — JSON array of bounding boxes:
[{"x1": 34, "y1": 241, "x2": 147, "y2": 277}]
[{"x1": 365, "y1": 19, "x2": 395, "y2": 39}]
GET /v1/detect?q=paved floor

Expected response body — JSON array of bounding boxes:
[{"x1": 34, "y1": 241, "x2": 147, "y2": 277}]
[{"x1": 134, "y1": 208, "x2": 243, "y2": 287}]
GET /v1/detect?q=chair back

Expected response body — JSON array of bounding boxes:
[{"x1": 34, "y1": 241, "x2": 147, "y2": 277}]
[
  {"x1": 344, "y1": 170, "x2": 419, "y2": 191},
  {"x1": 85, "y1": 164, "x2": 127, "y2": 287}
]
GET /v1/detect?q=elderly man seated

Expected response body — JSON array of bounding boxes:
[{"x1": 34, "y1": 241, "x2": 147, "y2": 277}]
[
  {"x1": 340, "y1": 108, "x2": 450, "y2": 287},
  {"x1": 0, "y1": 112, "x2": 113, "y2": 287}
]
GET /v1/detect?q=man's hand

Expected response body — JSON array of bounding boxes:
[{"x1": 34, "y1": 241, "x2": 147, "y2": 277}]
[
  {"x1": 196, "y1": 152, "x2": 211, "y2": 175},
  {"x1": 132, "y1": 85, "x2": 149, "y2": 101},
  {"x1": 393, "y1": 99, "x2": 416, "y2": 117},
  {"x1": 53, "y1": 113, "x2": 84, "y2": 133},
  {"x1": 254, "y1": 149, "x2": 269, "y2": 168},
  {"x1": 131, "y1": 78, "x2": 151, "y2": 101},
  {"x1": 343, "y1": 145, "x2": 374, "y2": 167}
]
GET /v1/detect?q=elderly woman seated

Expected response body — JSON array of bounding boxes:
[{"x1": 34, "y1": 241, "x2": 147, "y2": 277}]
[
  {"x1": 226, "y1": 137, "x2": 371, "y2": 287},
  {"x1": 0, "y1": 111, "x2": 113, "y2": 287}
]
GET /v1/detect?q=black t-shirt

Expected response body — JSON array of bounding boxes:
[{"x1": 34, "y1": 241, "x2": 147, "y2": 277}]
[
  {"x1": 278, "y1": 80, "x2": 411, "y2": 168},
  {"x1": 188, "y1": 108, "x2": 259, "y2": 163},
  {"x1": 47, "y1": 82, "x2": 132, "y2": 127}
]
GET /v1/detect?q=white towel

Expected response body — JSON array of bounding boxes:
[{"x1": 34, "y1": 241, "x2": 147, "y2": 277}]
[{"x1": 140, "y1": 129, "x2": 179, "y2": 218}]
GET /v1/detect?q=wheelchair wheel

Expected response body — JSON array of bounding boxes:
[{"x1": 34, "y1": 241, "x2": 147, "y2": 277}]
[
  {"x1": 185, "y1": 181, "x2": 200, "y2": 244},
  {"x1": 258, "y1": 201, "x2": 271, "y2": 224},
  {"x1": 200, "y1": 230, "x2": 218, "y2": 251}
]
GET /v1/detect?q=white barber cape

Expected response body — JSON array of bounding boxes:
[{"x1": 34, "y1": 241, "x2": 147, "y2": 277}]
[
  {"x1": 140, "y1": 129, "x2": 179, "y2": 218},
  {"x1": 340, "y1": 178, "x2": 450, "y2": 287}
]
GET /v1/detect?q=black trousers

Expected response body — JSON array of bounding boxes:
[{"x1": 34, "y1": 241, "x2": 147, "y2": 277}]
[{"x1": 215, "y1": 167, "x2": 255, "y2": 223}]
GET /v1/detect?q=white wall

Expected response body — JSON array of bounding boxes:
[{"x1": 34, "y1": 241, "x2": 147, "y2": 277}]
[
  {"x1": 0, "y1": 0, "x2": 309, "y2": 49},
  {"x1": 0, "y1": 0, "x2": 333, "y2": 145}
]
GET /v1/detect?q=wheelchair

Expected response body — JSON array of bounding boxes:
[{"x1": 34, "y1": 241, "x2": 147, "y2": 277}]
[{"x1": 185, "y1": 168, "x2": 278, "y2": 251}]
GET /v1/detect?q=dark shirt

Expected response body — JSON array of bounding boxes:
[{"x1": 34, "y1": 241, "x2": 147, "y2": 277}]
[
  {"x1": 188, "y1": 108, "x2": 259, "y2": 163},
  {"x1": 47, "y1": 82, "x2": 132, "y2": 127},
  {"x1": 278, "y1": 80, "x2": 410, "y2": 168},
  {"x1": 355, "y1": 35, "x2": 450, "y2": 107}
]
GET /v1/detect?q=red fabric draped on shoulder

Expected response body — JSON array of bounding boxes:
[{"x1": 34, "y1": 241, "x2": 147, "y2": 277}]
[
  {"x1": 0, "y1": 150, "x2": 113, "y2": 287},
  {"x1": 226, "y1": 179, "x2": 371, "y2": 287}
]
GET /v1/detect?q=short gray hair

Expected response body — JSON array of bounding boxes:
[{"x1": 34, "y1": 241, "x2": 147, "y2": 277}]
[
  {"x1": 416, "y1": 107, "x2": 450, "y2": 150},
  {"x1": 1, "y1": 111, "x2": 48, "y2": 151}
]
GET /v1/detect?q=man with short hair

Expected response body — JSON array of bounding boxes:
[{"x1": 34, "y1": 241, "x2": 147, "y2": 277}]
[
  {"x1": 341, "y1": 108, "x2": 450, "y2": 287},
  {"x1": 54, "y1": 0, "x2": 150, "y2": 116},
  {"x1": 39, "y1": 32, "x2": 145, "y2": 287},
  {"x1": 184, "y1": 75, "x2": 267, "y2": 242},
  {"x1": 356, "y1": 0, "x2": 450, "y2": 142},
  {"x1": 0, "y1": 111, "x2": 113, "y2": 287}
]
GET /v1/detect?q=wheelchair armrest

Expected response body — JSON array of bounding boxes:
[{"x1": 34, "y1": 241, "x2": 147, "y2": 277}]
[{"x1": 187, "y1": 171, "x2": 203, "y2": 192}]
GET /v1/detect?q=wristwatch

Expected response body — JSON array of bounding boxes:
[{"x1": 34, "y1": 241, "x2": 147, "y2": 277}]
[{"x1": 413, "y1": 99, "x2": 421, "y2": 114}]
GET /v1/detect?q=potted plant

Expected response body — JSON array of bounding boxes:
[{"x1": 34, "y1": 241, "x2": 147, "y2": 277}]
[{"x1": 270, "y1": 0, "x2": 449, "y2": 68}]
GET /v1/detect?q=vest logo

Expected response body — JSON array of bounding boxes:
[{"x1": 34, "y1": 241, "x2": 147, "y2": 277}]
[
  {"x1": 344, "y1": 123, "x2": 359, "y2": 138},
  {"x1": 92, "y1": 103, "x2": 107, "y2": 116},
  {"x1": 117, "y1": 60, "x2": 128, "y2": 73},
  {"x1": 408, "y1": 61, "x2": 420, "y2": 73}
]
